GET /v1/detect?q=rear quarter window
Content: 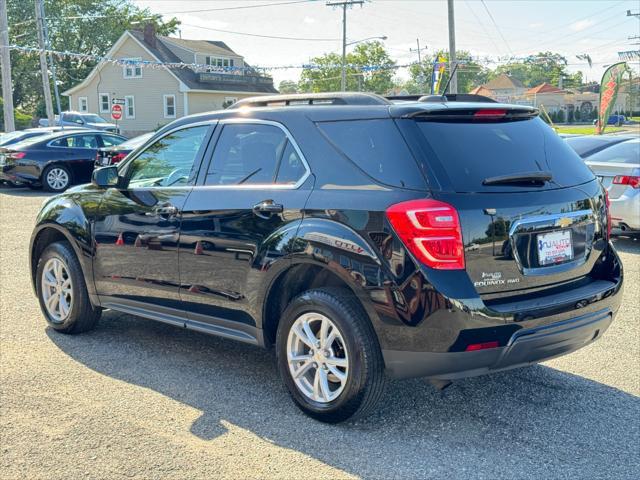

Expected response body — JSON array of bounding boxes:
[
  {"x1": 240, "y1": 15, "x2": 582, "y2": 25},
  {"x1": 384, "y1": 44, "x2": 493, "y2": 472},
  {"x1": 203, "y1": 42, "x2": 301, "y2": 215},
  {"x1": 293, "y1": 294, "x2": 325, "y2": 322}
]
[
  {"x1": 414, "y1": 117, "x2": 595, "y2": 192},
  {"x1": 316, "y1": 119, "x2": 427, "y2": 190}
]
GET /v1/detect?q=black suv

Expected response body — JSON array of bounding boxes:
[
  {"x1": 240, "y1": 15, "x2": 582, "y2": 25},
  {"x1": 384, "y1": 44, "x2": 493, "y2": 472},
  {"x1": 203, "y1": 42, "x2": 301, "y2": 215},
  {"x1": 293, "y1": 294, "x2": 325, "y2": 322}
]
[{"x1": 30, "y1": 93, "x2": 623, "y2": 423}]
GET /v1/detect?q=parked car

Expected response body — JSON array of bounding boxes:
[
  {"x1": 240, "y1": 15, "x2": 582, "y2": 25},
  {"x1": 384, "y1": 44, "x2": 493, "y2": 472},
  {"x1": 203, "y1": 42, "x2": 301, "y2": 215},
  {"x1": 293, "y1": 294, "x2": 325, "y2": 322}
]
[
  {"x1": 95, "y1": 132, "x2": 155, "y2": 167},
  {"x1": 1, "y1": 130, "x2": 125, "y2": 191},
  {"x1": 0, "y1": 127, "x2": 84, "y2": 147},
  {"x1": 29, "y1": 93, "x2": 622, "y2": 423},
  {"x1": 593, "y1": 114, "x2": 626, "y2": 127},
  {"x1": 39, "y1": 111, "x2": 118, "y2": 133},
  {"x1": 564, "y1": 134, "x2": 633, "y2": 158},
  {"x1": 583, "y1": 138, "x2": 640, "y2": 235}
]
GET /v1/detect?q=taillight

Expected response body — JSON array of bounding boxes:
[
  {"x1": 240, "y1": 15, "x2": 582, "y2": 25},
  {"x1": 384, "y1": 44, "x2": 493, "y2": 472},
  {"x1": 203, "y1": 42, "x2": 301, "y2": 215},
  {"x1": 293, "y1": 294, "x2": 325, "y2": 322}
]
[
  {"x1": 604, "y1": 190, "x2": 612, "y2": 239},
  {"x1": 112, "y1": 153, "x2": 127, "y2": 164},
  {"x1": 386, "y1": 199, "x2": 465, "y2": 270},
  {"x1": 613, "y1": 175, "x2": 640, "y2": 189},
  {"x1": 6, "y1": 152, "x2": 26, "y2": 160}
]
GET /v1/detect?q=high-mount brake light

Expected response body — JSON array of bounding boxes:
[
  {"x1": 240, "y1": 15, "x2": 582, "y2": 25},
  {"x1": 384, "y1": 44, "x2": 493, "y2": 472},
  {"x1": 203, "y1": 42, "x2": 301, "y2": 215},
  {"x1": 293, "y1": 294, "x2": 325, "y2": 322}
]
[
  {"x1": 613, "y1": 175, "x2": 640, "y2": 189},
  {"x1": 474, "y1": 109, "x2": 507, "y2": 118},
  {"x1": 386, "y1": 199, "x2": 465, "y2": 270}
]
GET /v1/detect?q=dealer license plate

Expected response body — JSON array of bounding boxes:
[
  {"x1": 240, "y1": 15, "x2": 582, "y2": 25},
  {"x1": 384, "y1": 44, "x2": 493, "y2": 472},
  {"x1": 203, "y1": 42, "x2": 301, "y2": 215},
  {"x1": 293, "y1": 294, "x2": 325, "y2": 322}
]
[{"x1": 537, "y1": 230, "x2": 573, "y2": 266}]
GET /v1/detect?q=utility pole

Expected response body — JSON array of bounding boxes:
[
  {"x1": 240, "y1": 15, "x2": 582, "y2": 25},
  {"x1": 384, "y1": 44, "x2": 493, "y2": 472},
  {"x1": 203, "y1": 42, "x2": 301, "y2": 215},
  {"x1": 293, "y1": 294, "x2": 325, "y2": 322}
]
[
  {"x1": 39, "y1": 0, "x2": 62, "y2": 119},
  {"x1": 35, "y1": 0, "x2": 54, "y2": 125},
  {"x1": 447, "y1": 0, "x2": 457, "y2": 94},
  {"x1": 410, "y1": 39, "x2": 427, "y2": 93},
  {"x1": 327, "y1": 0, "x2": 364, "y2": 92},
  {"x1": 0, "y1": 0, "x2": 15, "y2": 132}
]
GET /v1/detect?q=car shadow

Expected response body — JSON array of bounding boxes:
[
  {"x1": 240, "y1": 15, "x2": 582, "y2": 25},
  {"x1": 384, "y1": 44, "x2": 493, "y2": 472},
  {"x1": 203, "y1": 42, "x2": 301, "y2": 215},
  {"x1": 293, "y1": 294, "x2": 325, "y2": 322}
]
[
  {"x1": 46, "y1": 312, "x2": 640, "y2": 478},
  {"x1": 0, "y1": 184, "x2": 52, "y2": 198},
  {"x1": 612, "y1": 235, "x2": 640, "y2": 255}
]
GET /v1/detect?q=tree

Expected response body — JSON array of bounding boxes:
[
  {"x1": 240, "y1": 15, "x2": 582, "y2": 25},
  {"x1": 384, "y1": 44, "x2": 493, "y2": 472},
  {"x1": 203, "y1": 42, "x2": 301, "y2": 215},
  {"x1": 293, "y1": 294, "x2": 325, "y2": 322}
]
[
  {"x1": 298, "y1": 41, "x2": 395, "y2": 94},
  {"x1": 491, "y1": 52, "x2": 584, "y2": 89},
  {"x1": 278, "y1": 80, "x2": 298, "y2": 94},
  {"x1": 6, "y1": 0, "x2": 179, "y2": 114},
  {"x1": 404, "y1": 50, "x2": 490, "y2": 94},
  {"x1": 556, "y1": 109, "x2": 565, "y2": 123}
]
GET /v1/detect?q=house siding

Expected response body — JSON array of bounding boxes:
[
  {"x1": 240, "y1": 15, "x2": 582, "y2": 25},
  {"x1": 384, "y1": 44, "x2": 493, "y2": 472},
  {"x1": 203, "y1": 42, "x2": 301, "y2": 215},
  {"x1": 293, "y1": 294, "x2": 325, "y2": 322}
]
[
  {"x1": 187, "y1": 92, "x2": 254, "y2": 114},
  {"x1": 66, "y1": 35, "x2": 184, "y2": 136}
]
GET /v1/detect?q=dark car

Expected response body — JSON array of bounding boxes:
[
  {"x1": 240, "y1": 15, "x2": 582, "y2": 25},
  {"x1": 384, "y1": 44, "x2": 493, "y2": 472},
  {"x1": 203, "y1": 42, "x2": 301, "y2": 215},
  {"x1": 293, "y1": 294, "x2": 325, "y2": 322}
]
[
  {"x1": 29, "y1": 93, "x2": 623, "y2": 423},
  {"x1": 95, "y1": 132, "x2": 155, "y2": 167},
  {"x1": 0, "y1": 130, "x2": 126, "y2": 191},
  {"x1": 0, "y1": 127, "x2": 86, "y2": 148}
]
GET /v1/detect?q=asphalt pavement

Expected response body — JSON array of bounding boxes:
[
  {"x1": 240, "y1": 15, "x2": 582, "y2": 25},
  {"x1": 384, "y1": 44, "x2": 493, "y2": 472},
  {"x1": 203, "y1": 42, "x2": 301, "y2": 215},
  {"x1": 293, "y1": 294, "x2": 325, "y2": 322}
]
[{"x1": 1, "y1": 187, "x2": 639, "y2": 479}]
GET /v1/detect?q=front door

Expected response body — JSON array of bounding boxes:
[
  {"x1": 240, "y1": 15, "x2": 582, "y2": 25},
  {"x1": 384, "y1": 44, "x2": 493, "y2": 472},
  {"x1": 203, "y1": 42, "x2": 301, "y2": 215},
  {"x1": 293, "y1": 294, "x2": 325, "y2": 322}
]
[
  {"x1": 93, "y1": 123, "x2": 213, "y2": 317},
  {"x1": 178, "y1": 120, "x2": 312, "y2": 341}
]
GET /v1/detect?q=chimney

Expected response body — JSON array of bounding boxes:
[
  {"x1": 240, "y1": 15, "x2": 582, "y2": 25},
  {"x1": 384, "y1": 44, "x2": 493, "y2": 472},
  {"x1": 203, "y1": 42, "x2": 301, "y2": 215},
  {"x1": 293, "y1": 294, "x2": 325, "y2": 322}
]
[{"x1": 143, "y1": 23, "x2": 156, "y2": 48}]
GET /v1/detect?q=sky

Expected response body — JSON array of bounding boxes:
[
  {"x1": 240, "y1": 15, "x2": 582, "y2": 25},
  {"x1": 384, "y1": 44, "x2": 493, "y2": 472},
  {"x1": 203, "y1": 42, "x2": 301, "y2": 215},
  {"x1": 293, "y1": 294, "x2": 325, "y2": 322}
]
[{"x1": 131, "y1": 0, "x2": 640, "y2": 86}]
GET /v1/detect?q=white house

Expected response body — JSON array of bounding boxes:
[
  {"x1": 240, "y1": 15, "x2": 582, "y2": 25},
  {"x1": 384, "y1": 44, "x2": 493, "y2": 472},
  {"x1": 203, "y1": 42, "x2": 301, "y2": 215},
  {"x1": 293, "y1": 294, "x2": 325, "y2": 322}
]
[{"x1": 63, "y1": 25, "x2": 277, "y2": 136}]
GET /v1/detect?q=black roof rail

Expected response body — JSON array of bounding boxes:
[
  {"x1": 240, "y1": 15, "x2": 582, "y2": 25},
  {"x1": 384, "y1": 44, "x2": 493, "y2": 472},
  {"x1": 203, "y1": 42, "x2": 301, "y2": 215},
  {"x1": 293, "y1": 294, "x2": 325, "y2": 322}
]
[
  {"x1": 229, "y1": 92, "x2": 391, "y2": 109},
  {"x1": 418, "y1": 93, "x2": 497, "y2": 103}
]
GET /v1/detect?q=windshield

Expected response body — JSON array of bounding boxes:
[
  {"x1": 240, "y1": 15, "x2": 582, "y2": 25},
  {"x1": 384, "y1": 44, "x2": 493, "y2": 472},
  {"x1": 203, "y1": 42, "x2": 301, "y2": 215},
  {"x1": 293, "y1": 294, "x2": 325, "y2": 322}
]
[
  {"x1": 121, "y1": 132, "x2": 154, "y2": 149},
  {"x1": 413, "y1": 117, "x2": 595, "y2": 192},
  {"x1": 586, "y1": 139, "x2": 640, "y2": 165},
  {"x1": 82, "y1": 114, "x2": 107, "y2": 124}
]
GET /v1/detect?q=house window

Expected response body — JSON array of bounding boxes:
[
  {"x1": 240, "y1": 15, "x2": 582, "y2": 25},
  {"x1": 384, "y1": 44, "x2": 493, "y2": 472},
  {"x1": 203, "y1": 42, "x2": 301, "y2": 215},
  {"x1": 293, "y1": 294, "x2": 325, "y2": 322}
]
[
  {"x1": 163, "y1": 94, "x2": 176, "y2": 118},
  {"x1": 78, "y1": 97, "x2": 88, "y2": 112},
  {"x1": 125, "y1": 95, "x2": 135, "y2": 119},
  {"x1": 123, "y1": 58, "x2": 142, "y2": 78},
  {"x1": 99, "y1": 93, "x2": 110, "y2": 113},
  {"x1": 205, "y1": 56, "x2": 234, "y2": 69}
]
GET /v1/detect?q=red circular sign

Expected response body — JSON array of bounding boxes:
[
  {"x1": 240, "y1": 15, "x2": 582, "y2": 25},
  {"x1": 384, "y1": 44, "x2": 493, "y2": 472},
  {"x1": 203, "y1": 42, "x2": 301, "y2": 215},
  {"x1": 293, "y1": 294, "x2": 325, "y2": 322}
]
[{"x1": 111, "y1": 104, "x2": 123, "y2": 120}]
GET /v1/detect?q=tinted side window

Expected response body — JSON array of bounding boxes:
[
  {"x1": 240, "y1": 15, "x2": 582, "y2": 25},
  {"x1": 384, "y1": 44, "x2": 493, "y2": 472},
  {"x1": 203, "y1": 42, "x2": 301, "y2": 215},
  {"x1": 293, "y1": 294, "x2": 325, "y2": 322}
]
[
  {"x1": 316, "y1": 119, "x2": 426, "y2": 189},
  {"x1": 71, "y1": 135, "x2": 98, "y2": 148},
  {"x1": 276, "y1": 141, "x2": 306, "y2": 184},
  {"x1": 206, "y1": 123, "x2": 289, "y2": 185},
  {"x1": 126, "y1": 125, "x2": 209, "y2": 188},
  {"x1": 101, "y1": 135, "x2": 125, "y2": 147}
]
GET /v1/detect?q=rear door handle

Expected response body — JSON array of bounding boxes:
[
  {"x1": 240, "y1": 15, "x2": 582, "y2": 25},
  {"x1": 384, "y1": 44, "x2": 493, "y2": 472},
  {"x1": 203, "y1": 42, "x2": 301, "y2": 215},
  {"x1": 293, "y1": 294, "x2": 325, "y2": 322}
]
[{"x1": 253, "y1": 200, "x2": 283, "y2": 219}]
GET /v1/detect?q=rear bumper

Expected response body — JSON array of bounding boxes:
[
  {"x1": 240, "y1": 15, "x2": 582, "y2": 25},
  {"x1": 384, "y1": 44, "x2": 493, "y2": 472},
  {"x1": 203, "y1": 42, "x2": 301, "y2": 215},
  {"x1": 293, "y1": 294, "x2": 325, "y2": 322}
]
[
  {"x1": 383, "y1": 308, "x2": 614, "y2": 379},
  {"x1": 610, "y1": 190, "x2": 640, "y2": 231}
]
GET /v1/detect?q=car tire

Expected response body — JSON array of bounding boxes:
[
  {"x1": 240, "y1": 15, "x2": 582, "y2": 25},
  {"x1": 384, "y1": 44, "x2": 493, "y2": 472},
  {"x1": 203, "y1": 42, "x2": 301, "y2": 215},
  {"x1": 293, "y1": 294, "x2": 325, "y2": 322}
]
[
  {"x1": 42, "y1": 164, "x2": 72, "y2": 192},
  {"x1": 35, "y1": 241, "x2": 100, "y2": 334},
  {"x1": 276, "y1": 287, "x2": 385, "y2": 423}
]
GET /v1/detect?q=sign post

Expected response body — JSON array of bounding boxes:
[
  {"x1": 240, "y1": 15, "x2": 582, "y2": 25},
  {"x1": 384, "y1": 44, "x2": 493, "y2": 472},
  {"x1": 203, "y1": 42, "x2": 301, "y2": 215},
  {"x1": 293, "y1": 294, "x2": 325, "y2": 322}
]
[{"x1": 111, "y1": 103, "x2": 122, "y2": 134}]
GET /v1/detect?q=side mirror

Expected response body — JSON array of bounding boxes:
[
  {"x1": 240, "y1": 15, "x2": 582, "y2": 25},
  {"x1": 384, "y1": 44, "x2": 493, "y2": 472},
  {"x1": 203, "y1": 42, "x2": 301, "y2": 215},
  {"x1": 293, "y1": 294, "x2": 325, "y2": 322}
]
[{"x1": 92, "y1": 166, "x2": 119, "y2": 188}]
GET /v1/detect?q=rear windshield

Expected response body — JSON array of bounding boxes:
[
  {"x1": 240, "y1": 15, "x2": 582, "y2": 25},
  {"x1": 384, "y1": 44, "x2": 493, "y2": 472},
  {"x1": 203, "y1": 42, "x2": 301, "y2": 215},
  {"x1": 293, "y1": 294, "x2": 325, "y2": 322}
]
[
  {"x1": 586, "y1": 140, "x2": 640, "y2": 165},
  {"x1": 564, "y1": 136, "x2": 626, "y2": 158},
  {"x1": 316, "y1": 119, "x2": 426, "y2": 190},
  {"x1": 414, "y1": 117, "x2": 595, "y2": 192}
]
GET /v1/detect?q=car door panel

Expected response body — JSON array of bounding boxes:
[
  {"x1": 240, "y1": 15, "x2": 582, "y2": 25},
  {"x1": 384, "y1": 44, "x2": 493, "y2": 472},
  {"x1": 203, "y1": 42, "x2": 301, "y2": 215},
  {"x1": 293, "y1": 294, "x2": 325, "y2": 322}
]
[
  {"x1": 178, "y1": 120, "x2": 313, "y2": 331},
  {"x1": 93, "y1": 124, "x2": 214, "y2": 311}
]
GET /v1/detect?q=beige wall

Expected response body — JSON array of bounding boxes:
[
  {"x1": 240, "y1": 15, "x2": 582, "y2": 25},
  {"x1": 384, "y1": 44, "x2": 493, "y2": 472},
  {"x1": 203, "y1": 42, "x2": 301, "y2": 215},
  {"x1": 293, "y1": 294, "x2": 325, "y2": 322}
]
[
  {"x1": 65, "y1": 35, "x2": 184, "y2": 136},
  {"x1": 187, "y1": 92, "x2": 255, "y2": 114}
]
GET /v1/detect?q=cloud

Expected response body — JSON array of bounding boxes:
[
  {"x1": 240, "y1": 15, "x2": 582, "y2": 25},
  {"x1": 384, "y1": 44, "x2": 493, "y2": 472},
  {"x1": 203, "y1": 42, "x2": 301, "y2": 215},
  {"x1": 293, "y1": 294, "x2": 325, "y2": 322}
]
[
  {"x1": 529, "y1": 22, "x2": 543, "y2": 28},
  {"x1": 303, "y1": 16, "x2": 315, "y2": 24},
  {"x1": 570, "y1": 19, "x2": 594, "y2": 31}
]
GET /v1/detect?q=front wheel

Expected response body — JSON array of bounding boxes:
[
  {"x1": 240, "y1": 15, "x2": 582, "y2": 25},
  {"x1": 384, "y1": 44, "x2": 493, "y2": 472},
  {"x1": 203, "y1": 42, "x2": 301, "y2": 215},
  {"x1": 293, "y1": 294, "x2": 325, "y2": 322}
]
[
  {"x1": 42, "y1": 164, "x2": 72, "y2": 192},
  {"x1": 36, "y1": 241, "x2": 100, "y2": 333},
  {"x1": 276, "y1": 288, "x2": 385, "y2": 423}
]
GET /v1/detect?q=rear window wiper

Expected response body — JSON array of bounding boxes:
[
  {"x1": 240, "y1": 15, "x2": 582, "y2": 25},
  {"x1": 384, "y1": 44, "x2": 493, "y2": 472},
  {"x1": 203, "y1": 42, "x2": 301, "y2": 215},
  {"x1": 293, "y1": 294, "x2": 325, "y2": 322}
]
[{"x1": 482, "y1": 171, "x2": 552, "y2": 186}]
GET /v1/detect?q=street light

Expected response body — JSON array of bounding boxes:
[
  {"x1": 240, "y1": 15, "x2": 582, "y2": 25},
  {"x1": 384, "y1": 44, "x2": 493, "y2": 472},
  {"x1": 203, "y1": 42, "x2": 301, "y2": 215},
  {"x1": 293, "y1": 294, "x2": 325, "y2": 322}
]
[{"x1": 341, "y1": 35, "x2": 387, "y2": 91}]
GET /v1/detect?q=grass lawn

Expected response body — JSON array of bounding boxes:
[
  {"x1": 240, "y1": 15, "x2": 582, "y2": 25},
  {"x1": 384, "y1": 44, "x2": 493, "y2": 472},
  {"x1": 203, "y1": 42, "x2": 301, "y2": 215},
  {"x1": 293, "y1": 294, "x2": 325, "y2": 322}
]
[{"x1": 553, "y1": 125, "x2": 626, "y2": 135}]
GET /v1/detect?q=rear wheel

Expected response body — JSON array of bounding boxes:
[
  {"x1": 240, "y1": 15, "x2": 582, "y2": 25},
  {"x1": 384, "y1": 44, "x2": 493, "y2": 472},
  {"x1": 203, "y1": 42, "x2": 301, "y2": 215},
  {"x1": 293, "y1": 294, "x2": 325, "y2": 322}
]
[
  {"x1": 276, "y1": 288, "x2": 385, "y2": 423},
  {"x1": 36, "y1": 241, "x2": 100, "y2": 333},
  {"x1": 42, "y1": 165, "x2": 71, "y2": 192}
]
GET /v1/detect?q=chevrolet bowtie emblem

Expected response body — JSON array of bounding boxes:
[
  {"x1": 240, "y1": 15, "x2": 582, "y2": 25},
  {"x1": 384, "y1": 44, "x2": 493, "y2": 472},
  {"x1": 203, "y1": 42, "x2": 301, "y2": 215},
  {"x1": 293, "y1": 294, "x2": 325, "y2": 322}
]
[{"x1": 557, "y1": 217, "x2": 572, "y2": 228}]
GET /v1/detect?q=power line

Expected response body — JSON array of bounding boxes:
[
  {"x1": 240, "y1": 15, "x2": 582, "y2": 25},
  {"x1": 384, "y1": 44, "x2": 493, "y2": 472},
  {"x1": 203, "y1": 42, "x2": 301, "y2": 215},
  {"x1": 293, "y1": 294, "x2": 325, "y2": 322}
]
[
  {"x1": 479, "y1": 0, "x2": 513, "y2": 57},
  {"x1": 182, "y1": 23, "x2": 339, "y2": 41},
  {"x1": 158, "y1": 0, "x2": 315, "y2": 15}
]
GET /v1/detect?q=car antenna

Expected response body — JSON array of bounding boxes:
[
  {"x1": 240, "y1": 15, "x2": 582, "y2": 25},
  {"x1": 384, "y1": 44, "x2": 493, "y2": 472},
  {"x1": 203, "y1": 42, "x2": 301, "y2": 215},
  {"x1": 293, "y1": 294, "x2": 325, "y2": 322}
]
[{"x1": 440, "y1": 62, "x2": 460, "y2": 96}]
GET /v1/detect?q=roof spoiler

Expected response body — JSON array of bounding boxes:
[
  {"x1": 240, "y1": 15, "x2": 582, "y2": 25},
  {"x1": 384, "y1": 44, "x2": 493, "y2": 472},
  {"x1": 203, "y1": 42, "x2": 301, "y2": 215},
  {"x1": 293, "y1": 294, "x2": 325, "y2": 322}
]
[
  {"x1": 385, "y1": 93, "x2": 497, "y2": 103},
  {"x1": 229, "y1": 92, "x2": 391, "y2": 109}
]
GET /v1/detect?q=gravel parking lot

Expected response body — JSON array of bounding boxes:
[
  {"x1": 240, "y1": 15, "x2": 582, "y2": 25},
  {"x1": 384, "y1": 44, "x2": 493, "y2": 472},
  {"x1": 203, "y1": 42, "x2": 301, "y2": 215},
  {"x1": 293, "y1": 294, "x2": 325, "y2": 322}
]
[{"x1": 1, "y1": 187, "x2": 639, "y2": 479}]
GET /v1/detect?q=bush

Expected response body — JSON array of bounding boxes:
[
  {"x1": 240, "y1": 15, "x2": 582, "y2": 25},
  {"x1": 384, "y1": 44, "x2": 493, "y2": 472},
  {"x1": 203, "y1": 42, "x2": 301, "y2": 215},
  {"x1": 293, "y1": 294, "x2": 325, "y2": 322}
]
[
  {"x1": 556, "y1": 109, "x2": 565, "y2": 123},
  {"x1": 0, "y1": 98, "x2": 32, "y2": 131}
]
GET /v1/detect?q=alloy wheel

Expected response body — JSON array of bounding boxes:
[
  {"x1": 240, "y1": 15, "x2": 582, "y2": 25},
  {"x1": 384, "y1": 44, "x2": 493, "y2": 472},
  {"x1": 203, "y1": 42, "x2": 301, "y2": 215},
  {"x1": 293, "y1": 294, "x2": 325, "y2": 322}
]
[
  {"x1": 46, "y1": 168, "x2": 69, "y2": 190},
  {"x1": 41, "y1": 257, "x2": 73, "y2": 323},
  {"x1": 287, "y1": 312, "x2": 349, "y2": 403}
]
